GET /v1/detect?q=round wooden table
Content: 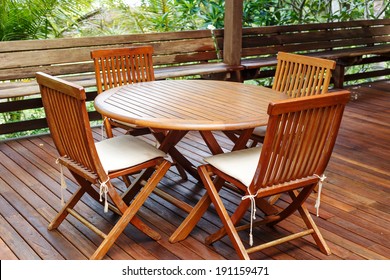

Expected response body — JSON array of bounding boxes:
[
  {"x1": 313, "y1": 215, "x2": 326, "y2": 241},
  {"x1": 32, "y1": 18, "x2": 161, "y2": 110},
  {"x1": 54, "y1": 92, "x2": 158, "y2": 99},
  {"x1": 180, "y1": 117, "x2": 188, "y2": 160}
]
[
  {"x1": 94, "y1": 79, "x2": 286, "y2": 216},
  {"x1": 94, "y1": 79, "x2": 285, "y2": 131},
  {"x1": 95, "y1": 80, "x2": 286, "y2": 178}
]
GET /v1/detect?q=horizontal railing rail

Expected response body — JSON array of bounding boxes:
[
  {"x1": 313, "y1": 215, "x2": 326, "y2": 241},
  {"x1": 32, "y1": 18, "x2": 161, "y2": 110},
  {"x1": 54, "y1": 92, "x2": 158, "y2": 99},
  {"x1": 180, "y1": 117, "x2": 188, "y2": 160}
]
[{"x1": 1, "y1": 19, "x2": 389, "y2": 137}]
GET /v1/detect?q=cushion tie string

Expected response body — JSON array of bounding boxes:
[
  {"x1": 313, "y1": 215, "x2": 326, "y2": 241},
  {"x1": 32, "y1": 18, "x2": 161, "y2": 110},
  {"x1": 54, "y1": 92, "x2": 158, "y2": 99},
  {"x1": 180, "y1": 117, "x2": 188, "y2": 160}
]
[
  {"x1": 241, "y1": 189, "x2": 260, "y2": 247},
  {"x1": 55, "y1": 158, "x2": 67, "y2": 206},
  {"x1": 314, "y1": 174, "x2": 326, "y2": 217},
  {"x1": 99, "y1": 178, "x2": 110, "y2": 213}
]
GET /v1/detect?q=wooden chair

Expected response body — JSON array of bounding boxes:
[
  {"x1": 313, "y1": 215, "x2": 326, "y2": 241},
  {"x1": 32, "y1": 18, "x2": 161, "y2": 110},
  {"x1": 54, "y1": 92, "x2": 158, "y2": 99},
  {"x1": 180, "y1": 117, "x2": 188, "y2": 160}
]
[
  {"x1": 36, "y1": 72, "x2": 171, "y2": 260},
  {"x1": 170, "y1": 90, "x2": 350, "y2": 260},
  {"x1": 251, "y1": 52, "x2": 336, "y2": 204},
  {"x1": 91, "y1": 46, "x2": 155, "y2": 138},
  {"x1": 250, "y1": 51, "x2": 336, "y2": 145},
  {"x1": 91, "y1": 46, "x2": 188, "y2": 181}
]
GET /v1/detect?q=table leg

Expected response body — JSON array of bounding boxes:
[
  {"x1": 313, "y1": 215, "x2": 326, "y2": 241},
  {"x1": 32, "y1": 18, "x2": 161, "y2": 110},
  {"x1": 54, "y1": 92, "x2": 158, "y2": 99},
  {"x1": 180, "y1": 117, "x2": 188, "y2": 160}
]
[
  {"x1": 122, "y1": 130, "x2": 197, "y2": 213},
  {"x1": 121, "y1": 131, "x2": 189, "y2": 204},
  {"x1": 232, "y1": 128, "x2": 255, "y2": 151},
  {"x1": 153, "y1": 130, "x2": 200, "y2": 180},
  {"x1": 199, "y1": 131, "x2": 224, "y2": 155},
  {"x1": 223, "y1": 130, "x2": 240, "y2": 144},
  {"x1": 201, "y1": 128, "x2": 254, "y2": 153},
  {"x1": 222, "y1": 128, "x2": 256, "y2": 149}
]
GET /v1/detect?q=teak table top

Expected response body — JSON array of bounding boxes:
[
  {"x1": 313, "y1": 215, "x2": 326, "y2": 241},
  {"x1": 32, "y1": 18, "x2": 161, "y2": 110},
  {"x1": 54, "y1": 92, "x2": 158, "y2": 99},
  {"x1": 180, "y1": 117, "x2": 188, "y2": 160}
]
[{"x1": 94, "y1": 80, "x2": 286, "y2": 132}]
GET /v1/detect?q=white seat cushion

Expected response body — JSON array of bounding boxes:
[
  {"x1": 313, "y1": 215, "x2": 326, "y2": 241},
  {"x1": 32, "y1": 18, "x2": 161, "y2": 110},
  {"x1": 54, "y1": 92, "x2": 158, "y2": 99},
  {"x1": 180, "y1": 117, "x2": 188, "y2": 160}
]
[
  {"x1": 95, "y1": 135, "x2": 167, "y2": 173},
  {"x1": 252, "y1": 125, "x2": 267, "y2": 137},
  {"x1": 204, "y1": 147, "x2": 262, "y2": 188}
]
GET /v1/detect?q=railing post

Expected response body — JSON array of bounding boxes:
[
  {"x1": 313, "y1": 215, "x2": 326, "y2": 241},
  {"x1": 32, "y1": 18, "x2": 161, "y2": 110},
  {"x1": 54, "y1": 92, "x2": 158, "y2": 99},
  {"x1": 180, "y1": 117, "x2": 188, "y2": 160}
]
[{"x1": 223, "y1": 0, "x2": 243, "y2": 81}]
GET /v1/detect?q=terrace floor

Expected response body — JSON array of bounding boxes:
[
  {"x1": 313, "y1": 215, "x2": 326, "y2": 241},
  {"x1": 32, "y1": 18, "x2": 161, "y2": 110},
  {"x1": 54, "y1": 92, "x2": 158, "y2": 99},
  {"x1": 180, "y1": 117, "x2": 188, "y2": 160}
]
[{"x1": 0, "y1": 80, "x2": 389, "y2": 260}]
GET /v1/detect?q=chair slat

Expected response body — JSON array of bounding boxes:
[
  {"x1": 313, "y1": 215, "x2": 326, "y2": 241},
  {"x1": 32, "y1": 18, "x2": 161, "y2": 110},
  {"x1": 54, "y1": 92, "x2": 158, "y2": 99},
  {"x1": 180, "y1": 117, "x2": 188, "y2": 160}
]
[
  {"x1": 91, "y1": 46, "x2": 155, "y2": 139},
  {"x1": 272, "y1": 52, "x2": 336, "y2": 97}
]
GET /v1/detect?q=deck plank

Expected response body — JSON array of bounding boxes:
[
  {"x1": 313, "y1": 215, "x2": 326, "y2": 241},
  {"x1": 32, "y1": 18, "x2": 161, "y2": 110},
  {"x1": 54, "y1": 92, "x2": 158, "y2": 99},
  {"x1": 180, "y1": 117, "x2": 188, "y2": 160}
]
[{"x1": 0, "y1": 236, "x2": 18, "y2": 260}]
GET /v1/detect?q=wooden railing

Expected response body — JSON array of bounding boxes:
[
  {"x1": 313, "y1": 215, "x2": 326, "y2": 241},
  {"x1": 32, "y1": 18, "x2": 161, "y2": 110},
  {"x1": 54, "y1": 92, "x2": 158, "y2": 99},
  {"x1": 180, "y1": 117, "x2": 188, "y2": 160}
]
[
  {"x1": 1, "y1": 19, "x2": 389, "y2": 137},
  {"x1": 236, "y1": 19, "x2": 390, "y2": 86},
  {"x1": 0, "y1": 29, "x2": 241, "y2": 137}
]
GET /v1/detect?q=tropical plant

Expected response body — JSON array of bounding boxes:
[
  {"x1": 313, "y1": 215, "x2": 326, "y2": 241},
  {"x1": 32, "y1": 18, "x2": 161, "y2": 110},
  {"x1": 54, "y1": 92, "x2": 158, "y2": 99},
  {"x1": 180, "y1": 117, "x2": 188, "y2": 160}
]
[
  {"x1": 242, "y1": 0, "x2": 389, "y2": 27},
  {"x1": 0, "y1": 0, "x2": 97, "y2": 138},
  {"x1": 123, "y1": 0, "x2": 176, "y2": 32},
  {"x1": 0, "y1": 0, "x2": 96, "y2": 41},
  {"x1": 113, "y1": 0, "x2": 227, "y2": 33},
  {"x1": 68, "y1": 0, "x2": 389, "y2": 36}
]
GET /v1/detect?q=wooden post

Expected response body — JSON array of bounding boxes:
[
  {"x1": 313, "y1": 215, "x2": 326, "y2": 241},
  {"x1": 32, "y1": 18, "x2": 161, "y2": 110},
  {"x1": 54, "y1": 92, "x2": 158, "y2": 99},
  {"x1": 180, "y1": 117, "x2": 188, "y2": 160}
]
[{"x1": 223, "y1": 0, "x2": 243, "y2": 82}]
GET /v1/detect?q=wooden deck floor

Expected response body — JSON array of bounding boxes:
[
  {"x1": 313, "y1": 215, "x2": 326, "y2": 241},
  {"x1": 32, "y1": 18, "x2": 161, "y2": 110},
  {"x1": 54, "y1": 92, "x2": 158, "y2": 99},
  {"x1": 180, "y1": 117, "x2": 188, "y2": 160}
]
[{"x1": 0, "y1": 80, "x2": 389, "y2": 260}]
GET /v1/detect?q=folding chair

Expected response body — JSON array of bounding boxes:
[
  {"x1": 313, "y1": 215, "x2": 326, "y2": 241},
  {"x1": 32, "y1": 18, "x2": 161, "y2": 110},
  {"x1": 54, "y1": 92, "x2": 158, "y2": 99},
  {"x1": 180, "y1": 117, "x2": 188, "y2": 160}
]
[
  {"x1": 36, "y1": 72, "x2": 171, "y2": 260},
  {"x1": 170, "y1": 90, "x2": 350, "y2": 260},
  {"x1": 91, "y1": 46, "x2": 187, "y2": 181},
  {"x1": 250, "y1": 52, "x2": 336, "y2": 204},
  {"x1": 250, "y1": 51, "x2": 336, "y2": 146},
  {"x1": 91, "y1": 46, "x2": 155, "y2": 138}
]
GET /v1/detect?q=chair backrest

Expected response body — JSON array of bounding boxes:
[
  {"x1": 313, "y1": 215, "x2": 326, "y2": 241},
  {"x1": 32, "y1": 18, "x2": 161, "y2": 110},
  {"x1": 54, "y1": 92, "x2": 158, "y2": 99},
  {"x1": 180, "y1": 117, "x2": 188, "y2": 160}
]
[
  {"x1": 252, "y1": 90, "x2": 350, "y2": 192},
  {"x1": 36, "y1": 72, "x2": 105, "y2": 180},
  {"x1": 91, "y1": 46, "x2": 155, "y2": 94},
  {"x1": 272, "y1": 52, "x2": 336, "y2": 97}
]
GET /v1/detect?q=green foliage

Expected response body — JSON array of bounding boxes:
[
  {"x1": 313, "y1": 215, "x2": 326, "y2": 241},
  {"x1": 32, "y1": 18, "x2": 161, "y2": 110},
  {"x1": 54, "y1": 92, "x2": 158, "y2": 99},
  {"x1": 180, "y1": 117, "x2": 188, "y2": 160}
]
[
  {"x1": 113, "y1": 0, "x2": 226, "y2": 33},
  {"x1": 123, "y1": 0, "x2": 389, "y2": 33},
  {"x1": 242, "y1": 0, "x2": 389, "y2": 27},
  {"x1": 134, "y1": 0, "x2": 173, "y2": 32},
  {"x1": 0, "y1": 0, "x2": 96, "y2": 40},
  {"x1": 1, "y1": 0, "x2": 388, "y2": 39}
]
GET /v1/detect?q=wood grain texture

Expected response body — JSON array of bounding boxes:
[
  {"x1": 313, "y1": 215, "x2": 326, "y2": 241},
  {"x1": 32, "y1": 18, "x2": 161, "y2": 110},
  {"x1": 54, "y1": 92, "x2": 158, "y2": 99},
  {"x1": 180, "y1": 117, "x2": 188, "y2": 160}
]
[{"x1": 94, "y1": 80, "x2": 286, "y2": 131}]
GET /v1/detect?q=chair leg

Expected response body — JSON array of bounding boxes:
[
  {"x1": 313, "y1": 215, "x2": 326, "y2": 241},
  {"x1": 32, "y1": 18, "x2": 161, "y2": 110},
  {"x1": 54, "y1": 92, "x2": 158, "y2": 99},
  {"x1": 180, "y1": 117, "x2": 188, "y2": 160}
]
[
  {"x1": 175, "y1": 163, "x2": 188, "y2": 181},
  {"x1": 291, "y1": 192, "x2": 331, "y2": 255},
  {"x1": 169, "y1": 168, "x2": 225, "y2": 243},
  {"x1": 169, "y1": 191, "x2": 212, "y2": 243},
  {"x1": 107, "y1": 165, "x2": 169, "y2": 242},
  {"x1": 60, "y1": 171, "x2": 161, "y2": 242},
  {"x1": 122, "y1": 175, "x2": 132, "y2": 187},
  {"x1": 121, "y1": 168, "x2": 154, "y2": 203},
  {"x1": 104, "y1": 118, "x2": 114, "y2": 138},
  {"x1": 205, "y1": 194, "x2": 278, "y2": 245},
  {"x1": 263, "y1": 187, "x2": 330, "y2": 255},
  {"x1": 268, "y1": 194, "x2": 282, "y2": 205},
  {"x1": 48, "y1": 186, "x2": 86, "y2": 230},
  {"x1": 130, "y1": 216, "x2": 161, "y2": 241},
  {"x1": 90, "y1": 160, "x2": 171, "y2": 260},
  {"x1": 205, "y1": 197, "x2": 250, "y2": 245},
  {"x1": 89, "y1": 180, "x2": 160, "y2": 241},
  {"x1": 268, "y1": 188, "x2": 314, "y2": 226},
  {"x1": 200, "y1": 169, "x2": 250, "y2": 260}
]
